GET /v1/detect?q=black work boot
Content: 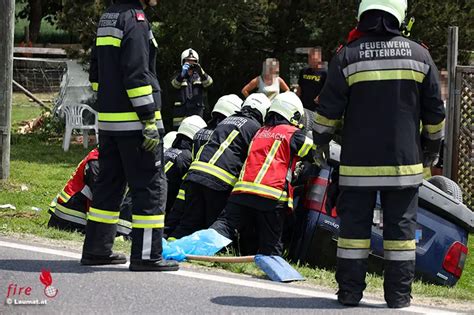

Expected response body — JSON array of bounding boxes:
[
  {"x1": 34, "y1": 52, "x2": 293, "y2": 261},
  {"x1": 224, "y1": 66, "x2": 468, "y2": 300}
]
[
  {"x1": 81, "y1": 252, "x2": 127, "y2": 265},
  {"x1": 129, "y1": 259, "x2": 179, "y2": 272},
  {"x1": 337, "y1": 290, "x2": 362, "y2": 307}
]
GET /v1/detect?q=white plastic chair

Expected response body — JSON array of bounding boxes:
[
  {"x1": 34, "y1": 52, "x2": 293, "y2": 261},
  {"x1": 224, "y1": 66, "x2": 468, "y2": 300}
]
[{"x1": 62, "y1": 104, "x2": 98, "y2": 152}]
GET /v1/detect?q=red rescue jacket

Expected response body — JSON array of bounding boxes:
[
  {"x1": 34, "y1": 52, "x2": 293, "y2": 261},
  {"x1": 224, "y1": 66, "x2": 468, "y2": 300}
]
[{"x1": 232, "y1": 124, "x2": 301, "y2": 209}]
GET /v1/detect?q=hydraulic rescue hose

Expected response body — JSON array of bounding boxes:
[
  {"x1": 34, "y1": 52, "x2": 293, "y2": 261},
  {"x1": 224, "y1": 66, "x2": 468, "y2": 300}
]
[{"x1": 186, "y1": 255, "x2": 255, "y2": 263}]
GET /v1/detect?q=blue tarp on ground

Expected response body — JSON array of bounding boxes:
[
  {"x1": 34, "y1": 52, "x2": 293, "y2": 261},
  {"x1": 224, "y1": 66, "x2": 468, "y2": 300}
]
[{"x1": 162, "y1": 229, "x2": 232, "y2": 262}]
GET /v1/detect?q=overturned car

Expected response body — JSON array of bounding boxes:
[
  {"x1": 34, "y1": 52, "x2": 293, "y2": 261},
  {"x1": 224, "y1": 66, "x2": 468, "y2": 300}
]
[{"x1": 290, "y1": 142, "x2": 473, "y2": 286}]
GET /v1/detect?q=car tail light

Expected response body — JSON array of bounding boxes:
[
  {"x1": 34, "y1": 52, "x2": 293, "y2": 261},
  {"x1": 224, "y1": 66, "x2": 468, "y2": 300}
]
[{"x1": 442, "y1": 242, "x2": 468, "y2": 278}]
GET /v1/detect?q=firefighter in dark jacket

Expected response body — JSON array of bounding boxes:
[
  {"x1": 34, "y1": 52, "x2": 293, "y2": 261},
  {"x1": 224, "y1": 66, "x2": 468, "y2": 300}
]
[
  {"x1": 169, "y1": 93, "x2": 271, "y2": 239},
  {"x1": 83, "y1": 0, "x2": 178, "y2": 272},
  {"x1": 171, "y1": 48, "x2": 213, "y2": 129},
  {"x1": 212, "y1": 92, "x2": 313, "y2": 256},
  {"x1": 312, "y1": 0, "x2": 445, "y2": 308},
  {"x1": 48, "y1": 148, "x2": 132, "y2": 236},
  {"x1": 165, "y1": 94, "x2": 243, "y2": 237},
  {"x1": 164, "y1": 115, "x2": 207, "y2": 213}
]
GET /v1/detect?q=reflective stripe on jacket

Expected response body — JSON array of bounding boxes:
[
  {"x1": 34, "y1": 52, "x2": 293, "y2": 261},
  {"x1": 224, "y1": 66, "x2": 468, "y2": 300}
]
[
  {"x1": 313, "y1": 35, "x2": 445, "y2": 189},
  {"x1": 90, "y1": 0, "x2": 163, "y2": 135}
]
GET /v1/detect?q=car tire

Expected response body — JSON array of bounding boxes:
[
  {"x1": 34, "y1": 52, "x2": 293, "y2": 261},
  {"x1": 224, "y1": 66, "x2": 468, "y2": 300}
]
[{"x1": 427, "y1": 175, "x2": 463, "y2": 202}]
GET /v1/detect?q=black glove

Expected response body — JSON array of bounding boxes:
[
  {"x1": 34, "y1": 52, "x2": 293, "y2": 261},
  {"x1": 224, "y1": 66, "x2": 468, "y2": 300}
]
[
  {"x1": 195, "y1": 63, "x2": 205, "y2": 77},
  {"x1": 313, "y1": 144, "x2": 329, "y2": 168},
  {"x1": 423, "y1": 151, "x2": 439, "y2": 168}
]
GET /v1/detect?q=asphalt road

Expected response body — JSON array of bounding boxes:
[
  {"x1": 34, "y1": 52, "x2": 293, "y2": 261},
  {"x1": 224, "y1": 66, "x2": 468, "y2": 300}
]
[{"x1": 0, "y1": 238, "x2": 460, "y2": 314}]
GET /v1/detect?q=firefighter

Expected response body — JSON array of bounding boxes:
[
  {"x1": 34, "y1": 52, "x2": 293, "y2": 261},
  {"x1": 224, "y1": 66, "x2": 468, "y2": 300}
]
[
  {"x1": 82, "y1": 0, "x2": 179, "y2": 272},
  {"x1": 164, "y1": 115, "x2": 207, "y2": 213},
  {"x1": 48, "y1": 148, "x2": 132, "y2": 236},
  {"x1": 211, "y1": 92, "x2": 313, "y2": 256},
  {"x1": 169, "y1": 93, "x2": 271, "y2": 239},
  {"x1": 171, "y1": 48, "x2": 213, "y2": 129},
  {"x1": 165, "y1": 94, "x2": 243, "y2": 237},
  {"x1": 312, "y1": 0, "x2": 445, "y2": 307}
]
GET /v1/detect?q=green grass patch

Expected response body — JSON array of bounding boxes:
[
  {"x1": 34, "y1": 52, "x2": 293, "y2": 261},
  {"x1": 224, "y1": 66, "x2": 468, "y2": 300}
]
[{"x1": 1, "y1": 102, "x2": 473, "y2": 303}]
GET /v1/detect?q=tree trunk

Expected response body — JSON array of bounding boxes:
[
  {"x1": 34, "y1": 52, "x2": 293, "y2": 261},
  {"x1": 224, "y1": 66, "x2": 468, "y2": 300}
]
[{"x1": 28, "y1": 0, "x2": 43, "y2": 43}]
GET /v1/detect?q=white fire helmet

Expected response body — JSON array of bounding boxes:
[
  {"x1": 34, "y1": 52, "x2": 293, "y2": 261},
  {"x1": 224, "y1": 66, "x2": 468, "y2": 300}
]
[
  {"x1": 177, "y1": 115, "x2": 207, "y2": 140},
  {"x1": 212, "y1": 94, "x2": 243, "y2": 118},
  {"x1": 268, "y1": 92, "x2": 305, "y2": 128}
]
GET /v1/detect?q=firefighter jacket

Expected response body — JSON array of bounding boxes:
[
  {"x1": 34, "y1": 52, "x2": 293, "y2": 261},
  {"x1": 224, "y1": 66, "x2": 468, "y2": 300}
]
[
  {"x1": 89, "y1": 0, "x2": 163, "y2": 136},
  {"x1": 164, "y1": 136, "x2": 193, "y2": 211},
  {"x1": 48, "y1": 148, "x2": 132, "y2": 234},
  {"x1": 186, "y1": 110, "x2": 262, "y2": 191},
  {"x1": 231, "y1": 122, "x2": 313, "y2": 211},
  {"x1": 171, "y1": 69, "x2": 213, "y2": 108},
  {"x1": 313, "y1": 34, "x2": 445, "y2": 190},
  {"x1": 49, "y1": 149, "x2": 98, "y2": 227}
]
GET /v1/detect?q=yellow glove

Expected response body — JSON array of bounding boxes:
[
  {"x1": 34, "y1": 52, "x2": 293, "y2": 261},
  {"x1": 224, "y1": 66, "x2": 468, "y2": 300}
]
[{"x1": 142, "y1": 119, "x2": 160, "y2": 152}]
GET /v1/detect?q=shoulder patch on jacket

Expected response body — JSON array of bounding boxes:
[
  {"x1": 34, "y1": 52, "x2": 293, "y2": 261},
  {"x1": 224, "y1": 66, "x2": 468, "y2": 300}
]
[
  {"x1": 336, "y1": 44, "x2": 345, "y2": 54},
  {"x1": 136, "y1": 11, "x2": 145, "y2": 22}
]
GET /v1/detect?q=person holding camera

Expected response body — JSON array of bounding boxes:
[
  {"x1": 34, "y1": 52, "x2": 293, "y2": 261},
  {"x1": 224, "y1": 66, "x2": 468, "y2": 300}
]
[{"x1": 171, "y1": 48, "x2": 213, "y2": 130}]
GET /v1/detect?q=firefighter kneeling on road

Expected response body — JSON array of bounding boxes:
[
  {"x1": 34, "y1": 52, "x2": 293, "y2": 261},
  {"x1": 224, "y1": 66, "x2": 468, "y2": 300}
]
[
  {"x1": 169, "y1": 93, "x2": 271, "y2": 239},
  {"x1": 48, "y1": 148, "x2": 132, "y2": 236},
  {"x1": 312, "y1": 0, "x2": 445, "y2": 307},
  {"x1": 171, "y1": 48, "x2": 213, "y2": 129},
  {"x1": 165, "y1": 94, "x2": 243, "y2": 237},
  {"x1": 211, "y1": 92, "x2": 313, "y2": 256},
  {"x1": 82, "y1": 0, "x2": 178, "y2": 272},
  {"x1": 164, "y1": 115, "x2": 207, "y2": 213}
]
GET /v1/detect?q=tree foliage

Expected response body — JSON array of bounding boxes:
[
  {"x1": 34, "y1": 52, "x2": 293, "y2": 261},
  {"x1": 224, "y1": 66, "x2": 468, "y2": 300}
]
[{"x1": 54, "y1": 0, "x2": 473, "y2": 125}]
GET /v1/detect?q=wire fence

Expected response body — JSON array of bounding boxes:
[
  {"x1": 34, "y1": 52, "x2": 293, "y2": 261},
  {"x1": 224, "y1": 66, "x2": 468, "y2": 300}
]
[{"x1": 13, "y1": 57, "x2": 67, "y2": 93}]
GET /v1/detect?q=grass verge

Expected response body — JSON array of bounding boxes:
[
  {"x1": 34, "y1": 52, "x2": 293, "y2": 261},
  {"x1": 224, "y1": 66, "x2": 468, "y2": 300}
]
[{"x1": 1, "y1": 99, "x2": 473, "y2": 305}]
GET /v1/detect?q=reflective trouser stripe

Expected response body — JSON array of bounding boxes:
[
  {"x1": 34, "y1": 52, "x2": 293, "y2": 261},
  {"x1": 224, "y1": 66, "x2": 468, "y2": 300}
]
[
  {"x1": 164, "y1": 161, "x2": 174, "y2": 174},
  {"x1": 142, "y1": 228, "x2": 152, "y2": 260},
  {"x1": 347, "y1": 69, "x2": 425, "y2": 86},
  {"x1": 297, "y1": 136, "x2": 313, "y2": 158},
  {"x1": 177, "y1": 189, "x2": 185, "y2": 201},
  {"x1": 132, "y1": 214, "x2": 165, "y2": 229},
  {"x1": 337, "y1": 248, "x2": 370, "y2": 259},
  {"x1": 208, "y1": 130, "x2": 240, "y2": 165},
  {"x1": 338, "y1": 238, "x2": 371, "y2": 249},
  {"x1": 189, "y1": 161, "x2": 238, "y2": 186},
  {"x1": 88, "y1": 208, "x2": 120, "y2": 224},
  {"x1": 54, "y1": 204, "x2": 87, "y2": 226},
  {"x1": 254, "y1": 140, "x2": 281, "y2": 184},
  {"x1": 384, "y1": 250, "x2": 416, "y2": 261},
  {"x1": 117, "y1": 219, "x2": 132, "y2": 235},
  {"x1": 384, "y1": 240, "x2": 416, "y2": 250}
]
